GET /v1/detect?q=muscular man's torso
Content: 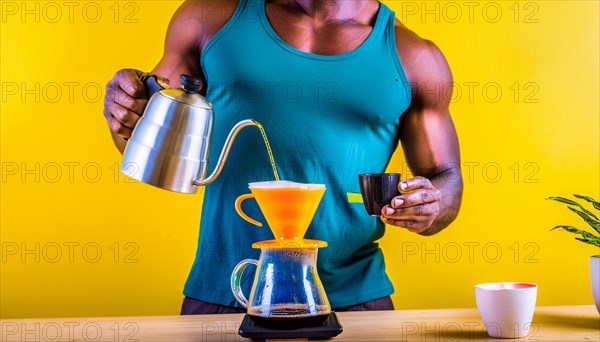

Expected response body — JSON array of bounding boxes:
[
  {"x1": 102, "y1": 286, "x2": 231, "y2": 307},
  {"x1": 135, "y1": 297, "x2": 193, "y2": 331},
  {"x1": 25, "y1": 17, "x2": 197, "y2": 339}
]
[{"x1": 180, "y1": 0, "x2": 412, "y2": 307}]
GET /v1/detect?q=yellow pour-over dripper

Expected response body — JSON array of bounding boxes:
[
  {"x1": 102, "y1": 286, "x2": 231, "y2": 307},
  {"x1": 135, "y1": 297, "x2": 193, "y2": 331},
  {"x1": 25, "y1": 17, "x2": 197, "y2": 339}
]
[{"x1": 235, "y1": 182, "x2": 326, "y2": 249}]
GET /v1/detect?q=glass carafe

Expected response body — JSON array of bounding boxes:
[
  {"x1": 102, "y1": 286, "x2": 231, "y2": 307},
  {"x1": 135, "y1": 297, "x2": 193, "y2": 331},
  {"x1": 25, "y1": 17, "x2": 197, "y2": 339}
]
[{"x1": 231, "y1": 241, "x2": 331, "y2": 325}]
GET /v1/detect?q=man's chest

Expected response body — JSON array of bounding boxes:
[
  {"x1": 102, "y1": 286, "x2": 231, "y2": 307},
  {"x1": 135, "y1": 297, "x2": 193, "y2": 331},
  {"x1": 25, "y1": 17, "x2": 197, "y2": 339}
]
[{"x1": 264, "y1": 3, "x2": 377, "y2": 56}]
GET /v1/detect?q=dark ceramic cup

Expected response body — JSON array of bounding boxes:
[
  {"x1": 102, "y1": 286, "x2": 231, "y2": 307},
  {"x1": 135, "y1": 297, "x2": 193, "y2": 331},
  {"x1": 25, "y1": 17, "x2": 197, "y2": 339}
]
[{"x1": 358, "y1": 173, "x2": 401, "y2": 216}]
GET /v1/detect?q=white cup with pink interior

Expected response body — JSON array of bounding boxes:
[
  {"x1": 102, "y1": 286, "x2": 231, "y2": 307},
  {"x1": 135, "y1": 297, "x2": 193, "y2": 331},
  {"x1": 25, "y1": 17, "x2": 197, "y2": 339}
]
[{"x1": 475, "y1": 282, "x2": 538, "y2": 339}]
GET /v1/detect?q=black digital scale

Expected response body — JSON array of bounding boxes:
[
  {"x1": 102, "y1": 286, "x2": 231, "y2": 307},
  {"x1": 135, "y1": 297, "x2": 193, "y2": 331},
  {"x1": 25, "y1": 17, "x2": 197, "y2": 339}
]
[{"x1": 238, "y1": 312, "x2": 343, "y2": 339}]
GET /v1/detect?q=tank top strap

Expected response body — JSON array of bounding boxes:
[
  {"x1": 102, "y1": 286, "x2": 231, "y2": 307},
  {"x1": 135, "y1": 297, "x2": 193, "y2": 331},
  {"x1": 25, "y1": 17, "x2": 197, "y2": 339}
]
[
  {"x1": 372, "y1": 1, "x2": 394, "y2": 41},
  {"x1": 200, "y1": 0, "x2": 253, "y2": 72},
  {"x1": 380, "y1": 2, "x2": 398, "y2": 40}
]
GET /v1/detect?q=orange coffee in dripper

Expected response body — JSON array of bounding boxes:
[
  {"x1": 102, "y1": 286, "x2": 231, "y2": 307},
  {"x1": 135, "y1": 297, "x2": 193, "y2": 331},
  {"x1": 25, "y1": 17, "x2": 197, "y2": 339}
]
[{"x1": 235, "y1": 181, "x2": 326, "y2": 240}]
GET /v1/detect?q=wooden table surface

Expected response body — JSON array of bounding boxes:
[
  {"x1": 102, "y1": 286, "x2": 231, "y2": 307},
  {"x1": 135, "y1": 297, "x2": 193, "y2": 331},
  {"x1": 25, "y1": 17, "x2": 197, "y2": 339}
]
[{"x1": 1, "y1": 305, "x2": 598, "y2": 341}]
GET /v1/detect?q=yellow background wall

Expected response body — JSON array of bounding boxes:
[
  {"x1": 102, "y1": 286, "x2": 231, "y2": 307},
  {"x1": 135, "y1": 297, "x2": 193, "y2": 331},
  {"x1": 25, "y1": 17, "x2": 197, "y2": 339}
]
[{"x1": 1, "y1": 1, "x2": 598, "y2": 319}]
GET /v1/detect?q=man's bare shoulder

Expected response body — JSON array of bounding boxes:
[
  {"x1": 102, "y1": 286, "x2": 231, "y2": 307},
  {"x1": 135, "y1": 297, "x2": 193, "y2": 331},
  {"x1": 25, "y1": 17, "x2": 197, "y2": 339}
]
[
  {"x1": 170, "y1": 0, "x2": 239, "y2": 49},
  {"x1": 393, "y1": 19, "x2": 452, "y2": 90}
]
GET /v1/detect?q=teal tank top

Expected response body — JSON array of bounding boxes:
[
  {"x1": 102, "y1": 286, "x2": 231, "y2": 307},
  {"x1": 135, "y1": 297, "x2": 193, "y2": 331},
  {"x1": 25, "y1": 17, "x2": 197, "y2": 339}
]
[{"x1": 184, "y1": 0, "x2": 412, "y2": 308}]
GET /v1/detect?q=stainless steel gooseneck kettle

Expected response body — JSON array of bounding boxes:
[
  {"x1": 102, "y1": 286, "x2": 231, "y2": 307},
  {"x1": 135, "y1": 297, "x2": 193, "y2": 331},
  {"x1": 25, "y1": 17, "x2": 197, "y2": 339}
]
[{"x1": 120, "y1": 74, "x2": 258, "y2": 194}]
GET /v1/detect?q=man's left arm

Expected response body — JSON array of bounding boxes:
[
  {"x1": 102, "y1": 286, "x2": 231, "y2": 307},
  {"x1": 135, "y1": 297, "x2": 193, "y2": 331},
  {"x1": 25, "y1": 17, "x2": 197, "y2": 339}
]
[{"x1": 381, "y1": 37, "x2": 463, "y2": 236}]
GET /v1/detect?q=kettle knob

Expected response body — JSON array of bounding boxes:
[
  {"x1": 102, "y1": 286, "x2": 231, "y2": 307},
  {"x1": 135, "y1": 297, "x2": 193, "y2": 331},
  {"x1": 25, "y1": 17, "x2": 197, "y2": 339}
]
[{"x1": 180, "y1": 74, "x2": 202, "y2": 93}]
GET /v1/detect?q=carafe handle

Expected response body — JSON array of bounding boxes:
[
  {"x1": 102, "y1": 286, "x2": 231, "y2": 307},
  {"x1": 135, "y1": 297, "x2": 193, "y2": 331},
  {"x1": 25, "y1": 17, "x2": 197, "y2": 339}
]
[
  {"x1": 230, "y1": 259, "x2": 258, "y2": 309},
  {"x1": 235, "y1": 194, "x2": 263, "y2": 227}
]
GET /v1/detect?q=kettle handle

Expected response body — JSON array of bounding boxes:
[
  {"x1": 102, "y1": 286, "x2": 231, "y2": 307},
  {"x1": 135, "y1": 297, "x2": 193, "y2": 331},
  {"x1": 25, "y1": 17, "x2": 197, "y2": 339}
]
[
  {"x1": 235, "y1": 194, "x2": 263, "y2": 227},
  {"x1": 122, "y1": 74, "x2": 168, "y2": 142},
  {"x1": 140, "y1": 73, "x2": 169, "y2": 99},
  {"x1": 230, "y1": 259, "x2": 258, "y2": 309}
]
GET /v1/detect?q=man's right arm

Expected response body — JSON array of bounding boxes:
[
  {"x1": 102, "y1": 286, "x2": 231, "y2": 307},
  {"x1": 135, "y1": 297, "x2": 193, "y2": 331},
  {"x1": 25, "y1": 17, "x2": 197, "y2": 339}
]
[{"x1": 103, "y1": 0, "x2": 236, "y2": 153}]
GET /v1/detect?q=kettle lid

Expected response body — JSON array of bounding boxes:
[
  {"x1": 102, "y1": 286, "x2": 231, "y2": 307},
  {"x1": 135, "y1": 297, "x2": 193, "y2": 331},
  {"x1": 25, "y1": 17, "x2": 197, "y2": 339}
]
[{"x1": 159, "y1": 74, "x2": 212, "y2": 109}]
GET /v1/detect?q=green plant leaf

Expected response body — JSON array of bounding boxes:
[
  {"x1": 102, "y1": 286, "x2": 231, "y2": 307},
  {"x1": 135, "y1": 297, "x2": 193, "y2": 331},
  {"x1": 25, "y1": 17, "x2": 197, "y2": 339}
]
[
  {"x1": 574, "y1": 194, "x2": 600, "y2": 211},
  {"x1": 574, "y1": 237, "x2": 600, "y2": 248},
  {"x1": 551, "y1": 225, "x2": 598, "y2": 240},
  {"x1": 547, "y1": 196, "x2": 581, "y2": 207},
  {"x1": 548, "y1": 195, "x2": 600, "y2": 249},
  {"x1": 548, "y1": 196, "x2": 599, "y2": 220},
  {"x1": 567, "y1": 206, "x2": 600, "y2": 234}
]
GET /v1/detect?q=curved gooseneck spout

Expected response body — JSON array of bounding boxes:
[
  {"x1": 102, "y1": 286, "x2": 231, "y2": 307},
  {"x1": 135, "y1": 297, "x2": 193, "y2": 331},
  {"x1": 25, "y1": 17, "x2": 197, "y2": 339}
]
[{"x1": 193, "y1": 119, "x2": 258, "y2": 186}]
